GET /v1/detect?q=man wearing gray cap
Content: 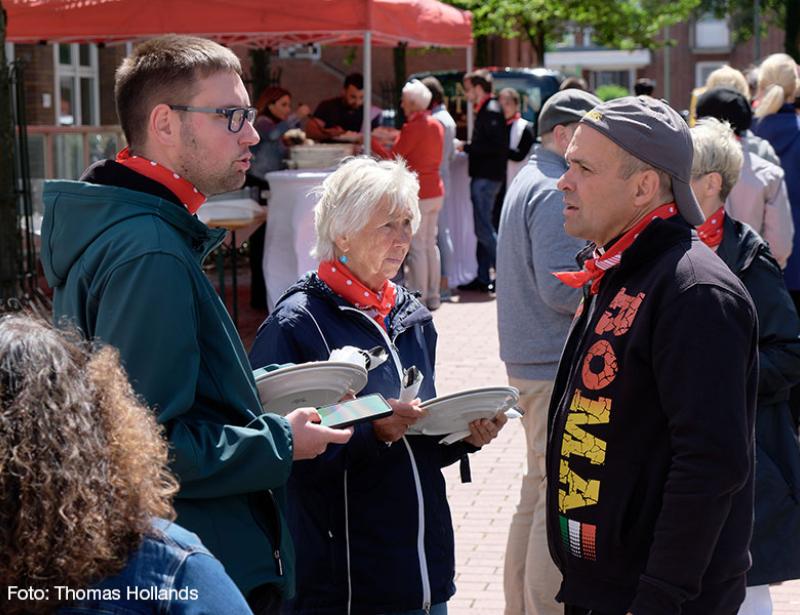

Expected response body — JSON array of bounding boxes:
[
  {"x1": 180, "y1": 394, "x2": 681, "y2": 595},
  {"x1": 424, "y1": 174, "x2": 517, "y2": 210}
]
[
  {"x1": 497, "y1": 88, "x2": 601, "y2": 615},
  {"x1": 545, "y1": 96, "x2": 758, "y2": 615}
]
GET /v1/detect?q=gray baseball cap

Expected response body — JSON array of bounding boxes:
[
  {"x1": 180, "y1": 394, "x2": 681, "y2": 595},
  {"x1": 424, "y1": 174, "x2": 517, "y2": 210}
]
[
  {"x1": 538, "y1": 89, "x2": 603, "y2": 136},
  {"x1": 579, "y1": 96, "x2": 704, "y2": 225}
]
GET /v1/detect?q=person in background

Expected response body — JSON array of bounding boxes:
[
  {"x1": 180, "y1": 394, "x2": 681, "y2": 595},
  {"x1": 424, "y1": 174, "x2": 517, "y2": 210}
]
[
  {"x1": 40, "y1": 35, "x2": 351, "y2": 615},
  {"x1": 372, "y1": 79, "x2": 444, "y2": 310},
  {"x1": 305, "y1": 72, "x2": 380, "y2": 142},
  {"x1": 695, "y1": 87, "x2": 793, "y2": 267},
  {"x1": 690, "y1": 117, "x2": 800, "y2": 615},
  {"x1": 752, "y1": 53, "x2": 800, "y2": 311},
  {"x1": 704, "y1": 65, "x2": 781, "y2": 165},
  {"x1": 422, "y1": 75, "x2": 457, "y2": 301},
  {"x1": 250, "y1": 157, "x2": 507, "y2": 615},
  {"x1": 559, "y1": 76, "x2": 590, "y2": 92},
  {"x1": 0, "y1": 315, "x2": 253, "y2": 615},
  {"x1": 499, "y1": 87, "x2": 535, "y2": 187},
  {"x1": 497, "y1": 88, "x2": 600, "y2": 615},
  {"x1": 246, "y1": 86, "x2": 311, "y2": 310},
  {"x1": 458, "y1": 69, "x2": 508, "y2": 294},
  {"x1": 548, "y1": 96, "x2": 757, "y2": 615},
  {"x1": 633, "y1": 78, "x2": 655, "y2": 97}
]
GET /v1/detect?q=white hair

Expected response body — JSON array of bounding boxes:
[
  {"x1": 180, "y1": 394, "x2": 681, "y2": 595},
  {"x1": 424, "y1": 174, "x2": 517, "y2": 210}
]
[
  {"x1": 755, "y1": 53, "x2": 799, "y2": 118},
  {"x1": 690, "y1": 117, "x2": 743, "y2": 201},
  {"x1": 311, "y1": 156, "x2": 421, "y2": 261},
  {"x1": 402, "y1": 79, "x2": 432, "y2": 112}
]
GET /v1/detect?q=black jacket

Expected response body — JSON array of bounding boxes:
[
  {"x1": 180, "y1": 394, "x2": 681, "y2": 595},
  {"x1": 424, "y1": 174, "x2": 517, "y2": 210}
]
[
  {"x1": 546, "y1": 216, "x2": 758, "y2": 615},
  {"x1": 716, "y1": 215, "x2": 800, "y2": 586},
  {"x1": 464, "y1": 97, "x2": 508, "y2": 181}
]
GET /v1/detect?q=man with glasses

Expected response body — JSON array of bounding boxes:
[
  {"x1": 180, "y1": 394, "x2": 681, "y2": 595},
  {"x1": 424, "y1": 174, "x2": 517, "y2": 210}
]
[{"x1": 40, "y1": 35, "x2": 351, "y2": 615}]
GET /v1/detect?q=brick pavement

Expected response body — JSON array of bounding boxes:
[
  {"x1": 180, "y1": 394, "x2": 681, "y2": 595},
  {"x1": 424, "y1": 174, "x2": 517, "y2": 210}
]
[{"x1": 432, "y1": 293, "x2": 800, "y2": 615}]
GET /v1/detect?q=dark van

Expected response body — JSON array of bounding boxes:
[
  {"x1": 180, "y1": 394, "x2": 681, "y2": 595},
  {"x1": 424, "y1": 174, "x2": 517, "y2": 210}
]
[{"x1": 409, "y1": 67, "x2": 562, "y2": 139}]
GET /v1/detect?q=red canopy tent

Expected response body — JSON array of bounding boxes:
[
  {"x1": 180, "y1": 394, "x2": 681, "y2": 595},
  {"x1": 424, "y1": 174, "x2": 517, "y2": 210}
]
[{"x1": 6, "y1": 0, "x2": 474, "y2": 147}]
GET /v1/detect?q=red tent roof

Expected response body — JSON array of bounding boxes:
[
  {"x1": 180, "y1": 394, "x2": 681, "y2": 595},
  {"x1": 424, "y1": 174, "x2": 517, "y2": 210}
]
[{"x1": 6, "y1": 0, "x2": 473, "y2": 48}]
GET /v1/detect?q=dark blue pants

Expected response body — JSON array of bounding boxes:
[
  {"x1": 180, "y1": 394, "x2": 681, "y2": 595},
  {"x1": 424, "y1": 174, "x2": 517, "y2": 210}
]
[{"x1": 470, "y1": 177, "x2": 502, "y2": 285}]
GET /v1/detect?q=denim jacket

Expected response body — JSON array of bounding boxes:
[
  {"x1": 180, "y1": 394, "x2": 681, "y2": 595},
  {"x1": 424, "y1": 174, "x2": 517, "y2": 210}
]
[{"x1": 58, "y1": 519, "x2": 253, "y2": 614}]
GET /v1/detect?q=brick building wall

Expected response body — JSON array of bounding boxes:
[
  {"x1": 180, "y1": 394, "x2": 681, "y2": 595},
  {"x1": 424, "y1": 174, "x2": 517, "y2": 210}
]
[{"x1": 13, "y1": 44, "x2": 56, "y2": 125}]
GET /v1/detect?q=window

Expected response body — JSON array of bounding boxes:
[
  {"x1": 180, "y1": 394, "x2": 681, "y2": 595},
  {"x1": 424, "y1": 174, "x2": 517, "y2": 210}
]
[
  {"x1": 591, "y1": 70, "x2": 632, "y2": 91},
  {"x1": 4, "y1": 42, "x2": 13, "y2": 62},
  {"x1": 54, "y1": 44, "x2": 100, "y2": 126},
  {"x1": 694, "y1": 15, "x2": 731, "y2": 50},
  {"x1": 695, "y1": 62, "x2": 727, "y2": 88}
]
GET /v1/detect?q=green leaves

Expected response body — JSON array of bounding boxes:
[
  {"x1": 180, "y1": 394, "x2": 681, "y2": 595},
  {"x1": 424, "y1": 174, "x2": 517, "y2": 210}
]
[{"x1": 445, "y1": 0, "x2": 701, "y2": 62}]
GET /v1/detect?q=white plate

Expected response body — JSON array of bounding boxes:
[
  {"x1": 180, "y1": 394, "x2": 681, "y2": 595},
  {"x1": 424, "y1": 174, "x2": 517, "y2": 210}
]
[
  {"x1": 254, "y1": 361, "x2": 368, "y2": 414},
  {"x1": 407, "y1": 386, "x2": 520, "y2": 437}
]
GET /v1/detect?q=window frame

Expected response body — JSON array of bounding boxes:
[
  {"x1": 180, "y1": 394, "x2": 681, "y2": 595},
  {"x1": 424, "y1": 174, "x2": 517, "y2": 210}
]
[{"x1": 53, "y1": 43, "x2": 101, "y2": 126}]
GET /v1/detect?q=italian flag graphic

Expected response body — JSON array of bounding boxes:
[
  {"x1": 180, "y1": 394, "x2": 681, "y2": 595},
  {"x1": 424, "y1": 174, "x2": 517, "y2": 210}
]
[{"x1": 560, "y1": 516, "x2": 597, "y2": 561}]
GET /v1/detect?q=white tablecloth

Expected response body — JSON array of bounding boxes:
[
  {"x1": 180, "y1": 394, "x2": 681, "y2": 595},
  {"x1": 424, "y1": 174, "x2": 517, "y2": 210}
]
[
  {"x1": 263, "y1": 169, "x2": 331, "y2": 310},
  {"x1": 440, "y1": 153, "x2": 478, "y2": 287}
]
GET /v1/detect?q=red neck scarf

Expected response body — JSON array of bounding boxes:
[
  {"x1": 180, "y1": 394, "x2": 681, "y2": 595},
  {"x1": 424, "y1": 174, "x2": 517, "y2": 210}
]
[
  {"x1": 115, "y1": 147, "x2": 206, "y2": 214},
  {"x1": 506, "y1": 112, "x2": 522, "y2": 126},
  {"x1": 553, "y1": 202, "x2": 679, "y2": 295},
  {"x1": 318, "y1": 260, "x2": 397, "y2": 331},
  {"x1": 474, "y1": 94, "x2": 492, "y2": 113},
  {"x1": 697, "y1": 206, "x2": 725, "y2": 247}
]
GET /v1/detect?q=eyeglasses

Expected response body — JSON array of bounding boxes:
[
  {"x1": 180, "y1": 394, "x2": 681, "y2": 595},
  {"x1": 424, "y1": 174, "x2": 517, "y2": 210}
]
[{"x1": 168, "y1": 105, "x2": 257, "y2": 133}]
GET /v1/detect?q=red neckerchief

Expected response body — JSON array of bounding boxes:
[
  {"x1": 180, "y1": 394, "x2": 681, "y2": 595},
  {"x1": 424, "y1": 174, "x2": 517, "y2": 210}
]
[
  {"x1": 318, "y1": 260, "x2": 397, "y2": 331},
  {"x1": 474, "y1": 94, "x2": 492, "y2": 113},
  {"x1": 115, "y1": 147, "x2": 206, "y2": 214},
  {"x1": 697, "y1": 206, "x2": 725, "y2": 247},
  {"x1": 506, "y1": 112, "x2": 521, "y2": 126},
  {"x1": 553, "y1": 202, "x2": 678, "y2": 294}
]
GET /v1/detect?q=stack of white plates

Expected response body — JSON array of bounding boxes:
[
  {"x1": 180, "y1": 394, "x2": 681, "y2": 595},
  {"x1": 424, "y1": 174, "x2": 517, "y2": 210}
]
[
  {"x1": 254, "y1": 361, "x2": 368, "y2": 414},
  {"x1": 288, "y1": 144, "x2": 355, "y2": 169},
  {"x1": 407, "y1": 386, "x2": 520, "y2": 438}
]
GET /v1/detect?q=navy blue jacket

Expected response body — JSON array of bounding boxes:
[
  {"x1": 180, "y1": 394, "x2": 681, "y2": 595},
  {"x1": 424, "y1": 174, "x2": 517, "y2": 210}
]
[
  {"x1": 249, "y1": 274, "x2": 472, "y2": 614},
  {"x1": 717, "y1": 215, "x2": 800, "y2": 586},
  {"x1": 753, "y1": 104, "x2": 800, "y2": 290}
]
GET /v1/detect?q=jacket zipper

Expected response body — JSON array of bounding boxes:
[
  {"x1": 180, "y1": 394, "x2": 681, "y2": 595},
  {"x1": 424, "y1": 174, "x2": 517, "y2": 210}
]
[{"x1": 338, "y1": 306, "x2": 432, "y2": 611}]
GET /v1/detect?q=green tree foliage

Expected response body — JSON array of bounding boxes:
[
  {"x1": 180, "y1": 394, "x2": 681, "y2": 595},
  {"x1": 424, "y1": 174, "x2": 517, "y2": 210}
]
[
  {"x1": 596, "y1": 83, "x2": 631, "y2": 100},
  {"x1": 446, "y1": 0, "x2": 701, "y2": 65},
  {"x1": 700, "y1": 0, "x2": 799, "y2": 62}
]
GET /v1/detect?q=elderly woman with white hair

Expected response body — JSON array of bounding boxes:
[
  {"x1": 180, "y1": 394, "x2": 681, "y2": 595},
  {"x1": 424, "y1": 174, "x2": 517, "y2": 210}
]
[
  {"x1": 691, "y1": 117, "x2": 800, "y2": 615},
  {"x1": 372, "y1": 79, "x2": 445, "y2": 309},
  {"x1": 249, "y1": 157, "x2": 505, "y2": 615}
]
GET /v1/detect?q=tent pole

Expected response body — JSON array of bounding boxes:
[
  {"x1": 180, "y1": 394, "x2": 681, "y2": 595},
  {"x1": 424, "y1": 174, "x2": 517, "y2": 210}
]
[
  {"x1": 466, "y1": 45, "x2": 473, "y2": 141},
  {"x1": 363, "y1": 31, "x2": 372, "y2": 156}
]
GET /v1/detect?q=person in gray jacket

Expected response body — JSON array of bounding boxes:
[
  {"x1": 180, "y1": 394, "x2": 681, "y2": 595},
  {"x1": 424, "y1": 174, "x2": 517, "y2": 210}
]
[{"x1": 496, "y1": 88, "x2": 601, "y2": 615}]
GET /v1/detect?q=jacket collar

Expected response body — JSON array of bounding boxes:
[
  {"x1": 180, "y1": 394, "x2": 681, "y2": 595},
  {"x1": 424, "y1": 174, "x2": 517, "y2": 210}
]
[
  {"x1": 277, "y1": 273, "x2": 432, "y2": 336},
  {"x1": 716, "y1": 214, "x2": 764, "y2": 274},
  {"x1": 577, "y1": 215, "x2": 696, "y2": 283}
]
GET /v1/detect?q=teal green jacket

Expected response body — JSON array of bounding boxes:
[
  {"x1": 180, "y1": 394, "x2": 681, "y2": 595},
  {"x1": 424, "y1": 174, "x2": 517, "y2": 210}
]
[{"x1": 40, "y1": 179, "x2": 295, "y2": 597}]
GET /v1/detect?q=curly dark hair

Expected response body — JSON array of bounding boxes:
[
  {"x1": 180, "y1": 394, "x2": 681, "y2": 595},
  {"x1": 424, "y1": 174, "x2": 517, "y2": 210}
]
[{"x1": 0, "y1": 315, "x2": 179, "y2": 614}]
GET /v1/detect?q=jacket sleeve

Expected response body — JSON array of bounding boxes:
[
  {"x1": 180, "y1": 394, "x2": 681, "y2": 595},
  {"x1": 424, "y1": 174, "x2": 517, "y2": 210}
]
[
  {"x1": 528, "y1": 188, "x2": 584, "y2": 315},
  {"x1": 742, "y1": 249, "x2": 800, "y2": 402},
  {"x1": 261, "y1": 115, "x2": 301, "y2": 142},
  {"x1": 630, "y1": 284, "x2": 757, "y2": 615},
  {"x1": 249, "y1": 303, "x2": 388, "y2": 481},
  {"x1": 464, "y1": 110, "x2": 508, "y2": 158},
  {"x1": 508, "y1": 124, "x2": 535, "y2": 162},
  {"x1": 171, "y1": 551, "x2": 254, "y2": 614},
  {"x1": 761, "y1": 176, "x2": 794, "y2": 268},
  {"x1": 92, "y1": 253, "x2": 294, "y2": 498}
]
